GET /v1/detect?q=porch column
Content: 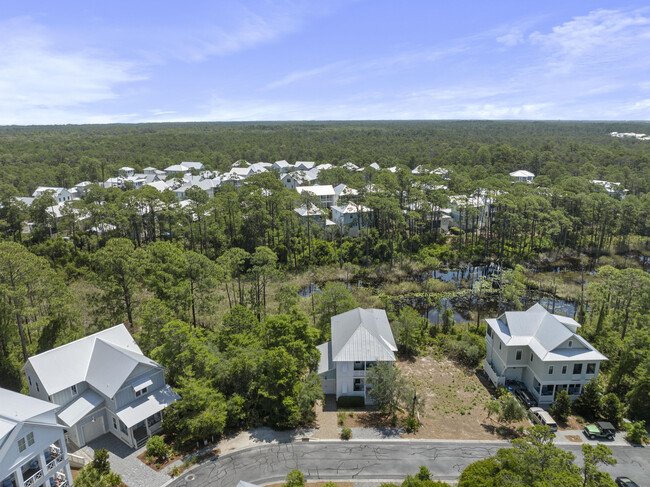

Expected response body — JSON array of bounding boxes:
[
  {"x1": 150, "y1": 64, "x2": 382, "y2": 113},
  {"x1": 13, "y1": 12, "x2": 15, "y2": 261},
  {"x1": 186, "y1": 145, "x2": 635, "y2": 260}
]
[
  {"x1": 144, "y1": 418, "x2": 151, "y2": 438},
  {"x1": 12, "y1": 467, "x2": 23, "y2": 487},
  {"x1": 64, "y1": 463, "x2": 73, "y2": 486}
]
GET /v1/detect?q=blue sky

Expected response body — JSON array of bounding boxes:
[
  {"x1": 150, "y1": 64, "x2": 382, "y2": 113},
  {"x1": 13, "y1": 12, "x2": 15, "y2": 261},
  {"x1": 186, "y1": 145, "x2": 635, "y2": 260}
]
[{"x1": 1, "y1": 1, "x2": 649, "y2": 124}]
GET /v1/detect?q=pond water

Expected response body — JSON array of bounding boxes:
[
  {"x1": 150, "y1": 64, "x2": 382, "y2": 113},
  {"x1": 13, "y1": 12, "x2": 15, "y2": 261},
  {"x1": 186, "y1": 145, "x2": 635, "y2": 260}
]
[
  {"x1": 424, "y1": 264, "x2": 500, "y2": 287},
  {"x1": 299, "y1": 283, "x2": 320, "y2": 297}
]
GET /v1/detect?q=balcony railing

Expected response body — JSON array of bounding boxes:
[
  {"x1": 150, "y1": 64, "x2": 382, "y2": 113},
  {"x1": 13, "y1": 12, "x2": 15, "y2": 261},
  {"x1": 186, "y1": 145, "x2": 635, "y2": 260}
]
[
  {"x1": 46, "y1": 455, "x2": 63, "y2": 471},
  {"x1": 23, "y1": 470, "x2": 43, "y2": 487},
  {"x1": 353, "y1": 370, "x2": 366, "y2": 377}
]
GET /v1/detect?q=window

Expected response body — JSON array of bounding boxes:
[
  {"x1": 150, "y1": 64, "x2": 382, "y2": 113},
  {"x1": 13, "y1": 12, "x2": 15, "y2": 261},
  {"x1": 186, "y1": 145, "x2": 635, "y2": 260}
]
[
  {"x1": 516, "y1": 350, "x2": 522, "y2": 361},
  {"x1": 573, "y1": 363, "x2": 583, "y2": 375},
  {"x1": 541, "y1": 385, "x2": 554, "y2": 396},
  {"x1": 119, "y1": 420, "x2": 127, "y2": 435},
  {"x1": 27, "y1": 432, "x2": 34, "y2": 446},
  {"x1": 568, "y1": 383, "x2": 581, "y2": 395},
  {"x1": 354, "y1": 361, "x2": 364, "y2": 371},
  {"x1": 18, "y1": 437, "x2": 26, "y2": 452},
  {"x1": 586, "y1": 363, "x2": 596, "y2": 374},
  {"x1": 568, "y1": 340, "x2": 573, "y2": 348},
  {"x1": 112, "y1": 418, "x2": 117, "y2": 430},
  {"x1": 353, "y1": 379, "x2": 363, "y2": 392},
  {"x1": 36, "y1": 383, "x2": 39, "y2": 392},
  {"x1": 71, "y1": 384, "x2": 78, "y2": 396},
  {"x1": 548, "y1": 365, "x2": 554, "y2": 375},
  {"x1": 562, "y1": 365, "x2": 567, "y2": 375},
  {"x1": 135, "y1": 387, "x2": 148, "y2": 398},
  {"x1": 487, "y1": 327, "x2": 492, "y2": 338},
  {"x1": 499, "y1": 342, "x2": 502, "y2": 350},
  {"x1": 28, "y1": 375, "x2": 32, "y2": 386},
  {"x1": 530, "y1": 353, "x2": 534, "y2": 362}
]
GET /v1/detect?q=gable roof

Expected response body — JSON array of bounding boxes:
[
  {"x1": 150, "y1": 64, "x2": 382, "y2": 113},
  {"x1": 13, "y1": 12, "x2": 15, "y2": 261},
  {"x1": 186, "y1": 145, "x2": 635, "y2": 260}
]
[
  {"x1": 0, "y1": 388, "x2": 59, "y2": 427},
  {"x1": 331, "y1": 308, "x2": 397, "y2": 362},
  {"x1": 24, "y1": 324, "x2": 161, "y2": 397},
  {"x1": 296, "y1": 184, "x2": 335, "y2": 196},
  {"x1": 486, "y1": 303, "x2": 606, "y2": 362}
]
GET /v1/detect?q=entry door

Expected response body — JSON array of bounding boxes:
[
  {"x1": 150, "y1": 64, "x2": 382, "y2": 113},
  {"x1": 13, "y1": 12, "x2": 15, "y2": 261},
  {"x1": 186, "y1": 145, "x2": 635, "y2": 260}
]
[{"x1": 82, "y1": 416, "x2": 105, "y2": 443}]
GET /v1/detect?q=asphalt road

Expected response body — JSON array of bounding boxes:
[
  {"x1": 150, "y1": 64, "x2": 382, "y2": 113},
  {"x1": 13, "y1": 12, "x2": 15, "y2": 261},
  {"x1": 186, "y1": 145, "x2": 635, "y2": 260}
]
[{"x1": 168, "y1": 440, "x2": 649, "y2": 487}]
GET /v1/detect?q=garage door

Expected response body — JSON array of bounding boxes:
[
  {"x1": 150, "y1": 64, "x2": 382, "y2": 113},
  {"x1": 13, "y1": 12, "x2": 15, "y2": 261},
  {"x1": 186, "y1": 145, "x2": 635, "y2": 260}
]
[
  {"x1": 321, "y1": 379, "x2": 336, "y2": 394},
  {"x1": 82, "y1": 417, "x2": 105, "y2": 444}
]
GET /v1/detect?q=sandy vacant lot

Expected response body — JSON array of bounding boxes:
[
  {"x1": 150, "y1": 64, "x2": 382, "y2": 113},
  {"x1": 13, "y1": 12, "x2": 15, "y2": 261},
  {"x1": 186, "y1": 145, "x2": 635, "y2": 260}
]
[
  {"x1": 398, "y1": 355, "x2": 529, "y2": 439},
  {"x1": 313, "y1": 355, "x2": 531, "y2": 440}
]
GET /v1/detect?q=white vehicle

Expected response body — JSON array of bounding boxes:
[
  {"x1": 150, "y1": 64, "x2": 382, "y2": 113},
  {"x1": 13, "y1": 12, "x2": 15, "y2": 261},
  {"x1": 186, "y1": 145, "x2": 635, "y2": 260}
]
[{"x1": 530, "y1": 407, "x2": 558, "y2": 432}]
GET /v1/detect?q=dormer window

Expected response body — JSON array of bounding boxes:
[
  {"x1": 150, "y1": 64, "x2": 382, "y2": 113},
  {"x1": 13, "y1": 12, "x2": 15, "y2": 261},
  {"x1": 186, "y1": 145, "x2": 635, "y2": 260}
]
[
  {"x1": 132, "y1": 377, "x2": 153, "y2": 397},
  {"x1": 568, "y1": 340, "x2": 573, "y2": 348}
]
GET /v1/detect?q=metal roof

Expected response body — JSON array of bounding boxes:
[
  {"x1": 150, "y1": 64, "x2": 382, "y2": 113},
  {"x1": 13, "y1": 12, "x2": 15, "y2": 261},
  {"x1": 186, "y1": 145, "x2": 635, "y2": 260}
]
[
  {"x1": 331, "y1": 308, "x2": 397, "y2": 362},
  {"x1": 0, "y1": 388, "x2": 59, "y2": 442},
  {"x1": 116, "y1": 385, "x2": 180, "y2": 428},
  {"x1": 316, "y1": 342, "x2": 334, "y2": 374},
  {"x1": 57, "y1": 390, "x2": 104, "y2": 427},
  {"x1": 24, "y1": 324, "x2": 161, "y2": 396},
  {"x1": 486, "y1": 303, "x2": 606, "y2": 362}
]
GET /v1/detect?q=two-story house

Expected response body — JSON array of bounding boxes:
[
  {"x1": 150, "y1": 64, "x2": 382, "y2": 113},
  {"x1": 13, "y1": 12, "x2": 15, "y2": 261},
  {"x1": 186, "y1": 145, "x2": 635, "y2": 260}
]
[
  {"x1": 484, "y1": 303, "x2": 607, "y2": 406},
  {"x1": 296, "y1": 185, "x2": 338, "y2": 208},
  {"x1": 509, "y1": 170, "x2": 535, "y2": 183},
  {"x1": 1, "y1": 388, "x2": 72, "y2": 487},
  {"x1": 331, "y1": 202, "x2": 371, "y2": 237},
  {"x1": 22, "y1": 325, "x2": 179, "y2": 450},
  {"x1": 317, "y1": 308, "x2": 397, "y2": 405}
]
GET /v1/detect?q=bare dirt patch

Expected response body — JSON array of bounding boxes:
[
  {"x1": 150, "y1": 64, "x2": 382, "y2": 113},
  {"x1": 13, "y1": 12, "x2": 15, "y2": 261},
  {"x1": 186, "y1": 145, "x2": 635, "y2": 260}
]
[
  {"x1": 566, "y1": 435, "x2": 583, "y2": 443},
  {"x1": 558, "y1": 415, "x2": 584, "y2": 431},
  {"x1": 398, "y1": 354, "x2": 530, "y2": 440}
]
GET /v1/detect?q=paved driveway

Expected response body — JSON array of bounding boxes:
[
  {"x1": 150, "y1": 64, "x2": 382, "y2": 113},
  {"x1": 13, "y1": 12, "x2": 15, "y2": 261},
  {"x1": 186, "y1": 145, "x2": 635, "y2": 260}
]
[{"x1": 84, "y1": 433, "x2": 171, "y2": 487}]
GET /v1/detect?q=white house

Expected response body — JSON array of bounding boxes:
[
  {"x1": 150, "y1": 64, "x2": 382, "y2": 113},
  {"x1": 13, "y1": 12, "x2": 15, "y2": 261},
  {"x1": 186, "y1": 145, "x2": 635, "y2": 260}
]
[
  {"x1": 484, "y1": 303, "x2": 607, "y2": 406},
  {"x1": 22, "y1": 325, "x2": 180, "y2": 450},
  {"x1": 32, "y1": 188, "x2": 72, "y2": 204},
  {"x1": 181, "y1": 162, "x2": 204, "y2": 171},
  {"x1": 294, "y1": 161, "x2": 316, "y2": 171},
  {"x1": 296, "y1": 185, "x2": 338, "y2": 208},
  {"x1": 509, "y1": 170, "x2": 535, "y2": 183},
  {"x1": 272, "y1": 160, "x2": 292, "y2": 173},
  {"x1": 294, "y1": 204, "x2": 333, "y2": 227},
  {"x1": 331, "y1": 202, "x2": 371, "y2": 236},
  {"x1": 317, "y1": 308, "x2": 397, "y2": 404},
  {"x1": 165, "y1": 165, "x2": 190, "y2": 176},
  {"x1": 590, "y1": 180, "x2": 628, "y2": 199},
  {"x1": 118, "y1": 167, "x2": 135, "y2": 178},
  {"x1": 333, "y1": 184, "x2": 358, "y2": 201},
  {"x1": 1, "y1": 388, "x2": 73, "y2": 487}
]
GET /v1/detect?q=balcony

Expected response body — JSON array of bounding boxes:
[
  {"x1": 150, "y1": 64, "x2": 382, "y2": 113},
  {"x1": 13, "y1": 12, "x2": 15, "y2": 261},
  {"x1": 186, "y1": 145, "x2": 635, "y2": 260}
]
[
  {"x1": 48, "y1": 472, "x2": 69, "y2": 487},
  {"x1": 44, "y1": 442, "x2": 63, "y2": 472}
]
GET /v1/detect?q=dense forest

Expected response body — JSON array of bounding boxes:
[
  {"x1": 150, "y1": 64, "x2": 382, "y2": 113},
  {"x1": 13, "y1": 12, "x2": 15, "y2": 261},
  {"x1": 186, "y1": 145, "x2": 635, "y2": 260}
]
[{"x1": 0, "y1": 121, "x2": 649, "y2": 446}]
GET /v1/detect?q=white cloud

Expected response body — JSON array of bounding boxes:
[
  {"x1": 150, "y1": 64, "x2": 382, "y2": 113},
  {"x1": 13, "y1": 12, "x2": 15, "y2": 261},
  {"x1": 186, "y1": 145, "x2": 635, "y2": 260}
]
[
  {"x1": 0, "y1": 17, "x2": 144, "y2": 124},
  {"x1": 267, "y1": 62, "x2": 345, "y2": 89},
  {"x1": 496, "y1": 32, "x2": 524, "y2": 46}
]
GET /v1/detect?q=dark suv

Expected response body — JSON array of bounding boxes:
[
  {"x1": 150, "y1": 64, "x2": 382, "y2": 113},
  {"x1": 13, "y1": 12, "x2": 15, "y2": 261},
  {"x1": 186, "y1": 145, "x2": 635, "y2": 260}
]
[{"x1": 514, "y1": 388, "x2": 537, "y2": 408}]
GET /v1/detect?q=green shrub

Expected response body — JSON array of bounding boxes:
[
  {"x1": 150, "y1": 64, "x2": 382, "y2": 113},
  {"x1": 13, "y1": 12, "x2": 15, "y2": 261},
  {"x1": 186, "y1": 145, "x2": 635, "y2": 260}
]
[
  {"x1": 337, "y1": 411, "x2": 346, "y2": 425},
  {"x1": 337, "y1": 396, "x2": 365, "y2": 408},
  {"x1": 624, "y1": 421, "x2": 648, "y2": 444},
  {"x1": 550, "y1": 390, "x2": 572, "y2": 422},
  {"x1": 170, "y1": 465, "x2": 180, "y2": 477},
  {"x1": 600, "y1": 393, "x2": 624, "y2": 427},
  {"x1": 146, "y1": 435, "x2": 170, "y2": 462},
  {"x1": 285, "y1": 469, "x2": 305, "y2": 487},
  {"x1": 341, "y1": 427, "x2": 352, "y2": 440},
  {"x1": 391, "y1": 414, "x2": 398, "y2": 427},
  {"x1": 405, "y1": 415, "x2": 419, "y2": 433}
]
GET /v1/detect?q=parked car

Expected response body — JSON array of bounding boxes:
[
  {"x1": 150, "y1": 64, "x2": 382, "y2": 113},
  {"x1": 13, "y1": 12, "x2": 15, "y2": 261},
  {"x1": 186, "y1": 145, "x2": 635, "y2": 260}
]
[
  {"x1": 583, "y1": 421, "x2": 616, "y2": 440},
  {"x1": 615, "y1": 477, "x2": 639, "y2": 487},
  {"x1": 529, "y1": 407, "x2": 558, "y2": 432},
  {"x1": 515, "y1": 388, "x2": 537, "y2": 408}
]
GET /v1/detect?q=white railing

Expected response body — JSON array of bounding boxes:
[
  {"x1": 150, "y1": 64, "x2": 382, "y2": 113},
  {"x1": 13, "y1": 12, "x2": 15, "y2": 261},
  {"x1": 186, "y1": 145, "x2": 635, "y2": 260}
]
[
  {"x1": 46, "y1": 455, "x2": 62, "y2": 471},
  {"x1": 484, "y1": 359, "x2": 505, "y2": 387},
  {"x1": 353, "y1": 370, "x2": 365, "y2": 377},
  {"x1": 68, "y1": 453, "x2": 88, "y2": 469},
  {"x1": 23, "y1": 470, "x2": 43, "y2": 487}
]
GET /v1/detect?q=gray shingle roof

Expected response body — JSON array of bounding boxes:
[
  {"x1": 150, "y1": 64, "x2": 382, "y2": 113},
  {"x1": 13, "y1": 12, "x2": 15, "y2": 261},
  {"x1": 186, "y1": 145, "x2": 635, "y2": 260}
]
[{"x1": 331, "y1": 308, "x2": 397, "y2": 362}]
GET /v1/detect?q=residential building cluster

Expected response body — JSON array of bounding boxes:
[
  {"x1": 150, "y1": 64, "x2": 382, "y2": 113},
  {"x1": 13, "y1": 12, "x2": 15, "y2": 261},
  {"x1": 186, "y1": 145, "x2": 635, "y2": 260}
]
[
  {"x1": 610, "y1": 131, "x2": 650, "y2": 141},
  {"x1": 11, "y1": 159, "x2": 541, "y2": 238}
]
